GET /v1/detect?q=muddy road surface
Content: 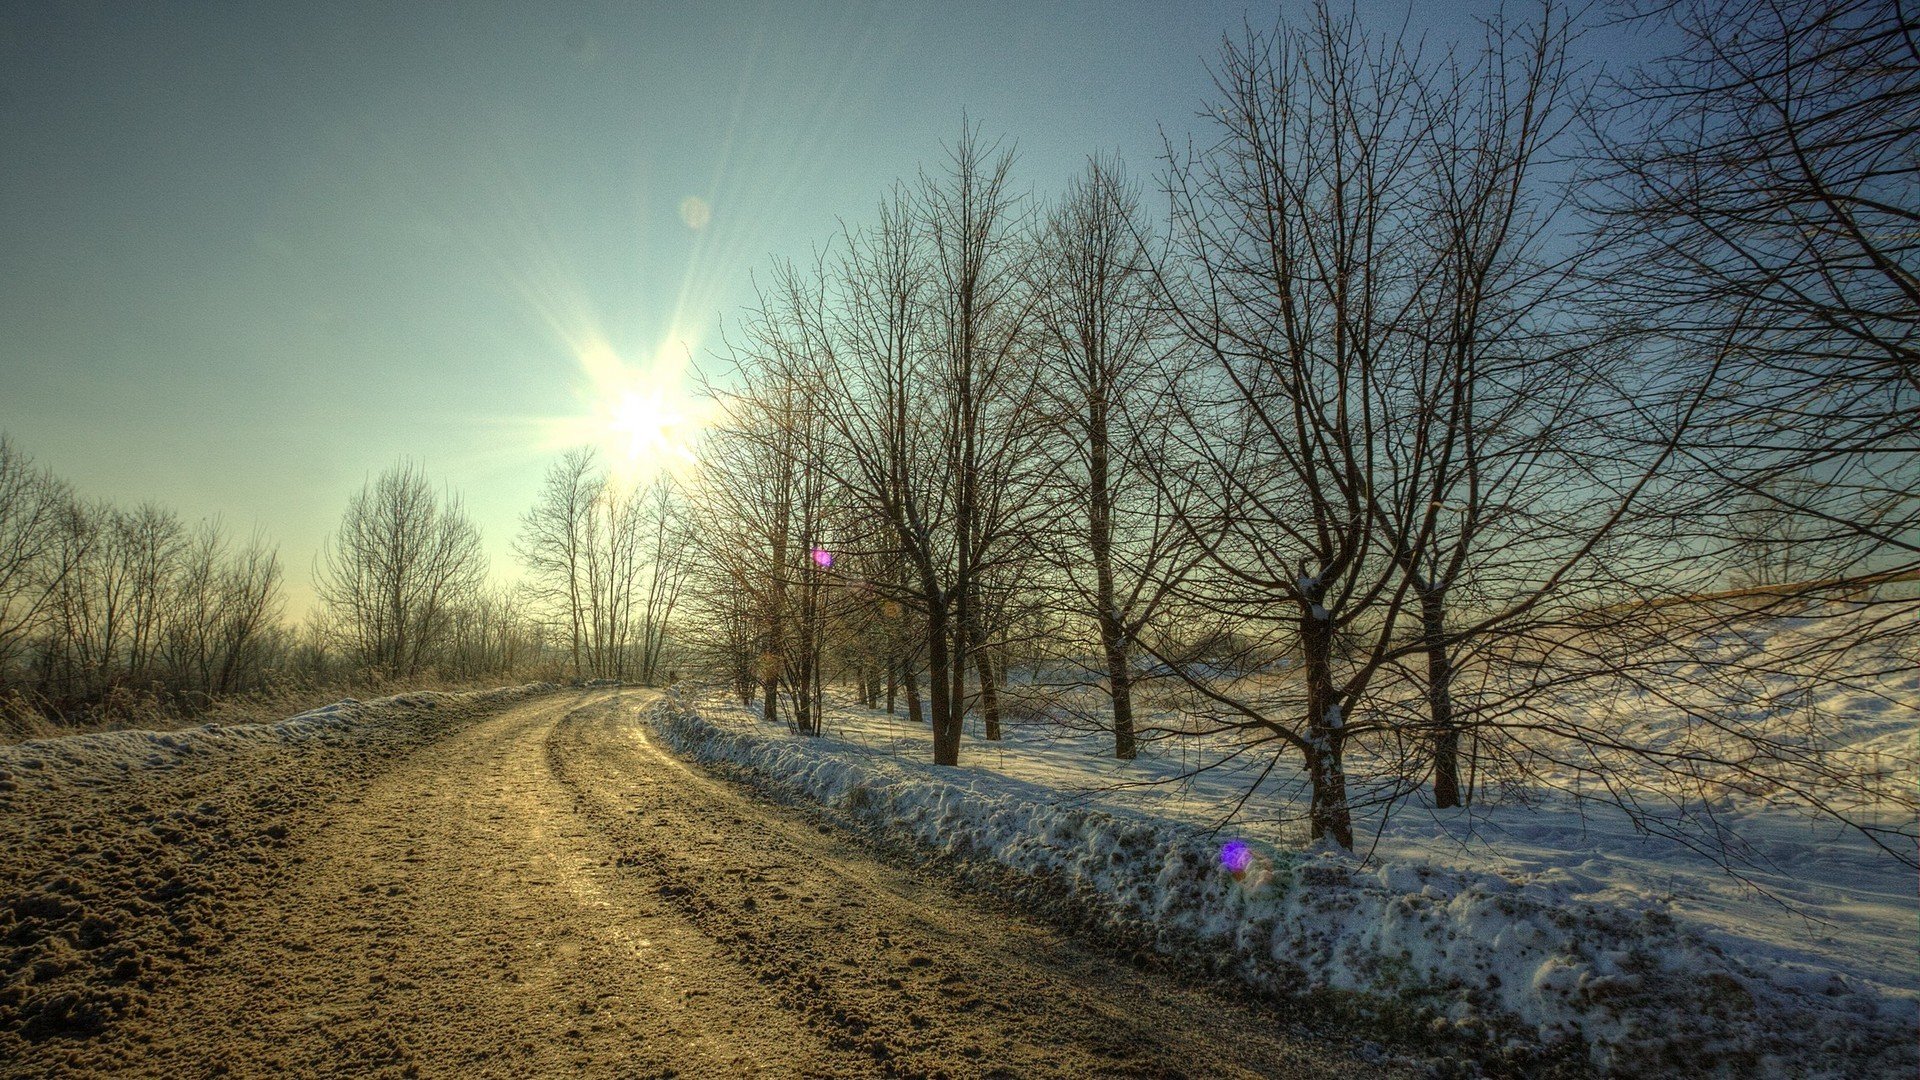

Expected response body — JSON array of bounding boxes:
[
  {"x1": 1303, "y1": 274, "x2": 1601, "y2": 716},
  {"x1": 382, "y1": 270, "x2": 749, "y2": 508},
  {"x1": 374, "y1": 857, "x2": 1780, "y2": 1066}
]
[{"x1": 12, "y1": 689, "x2": 1411, "y2": 1078}]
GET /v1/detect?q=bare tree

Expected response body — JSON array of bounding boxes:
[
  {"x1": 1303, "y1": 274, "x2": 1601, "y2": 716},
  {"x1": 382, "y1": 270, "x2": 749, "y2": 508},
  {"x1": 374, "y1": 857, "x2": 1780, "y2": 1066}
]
[
  {"x1": 1034, "y1": 156, "x2": 1191, "y2": 759},
  {"x1": 579, "y1": 477, "x2": 644, "y2": 680},
  {"x1": 1155, "y1": 6, "x2": 1447, "y2": 848},
  {"x1": 161, "y1": 521, "x2": 224, "y2": 699},
  {"x1": 920, "y1": 127, "x2": 1051, "y2": 750},
  {"x1": 699, "y1": 279, "x2": 829, "y2": 733},
  {"x1": 517, "y1": 449, "x2": 597, "y2": 678},
  {"x1": 808, "y1": 186, "x2": 962, "y2": 755},
  {"x1": 634, "y1": 476, "x2": 690, "y2": 684},
  {"x1": 160, "y1": 520, "x2": 283, "y2": 700},
  {"x1": 1371, "y1": 3, "x2": 1591, "y2": 808},
  {"x1": 1723, "y1": 477, "x2": 1836, "y2": 590},
  {"x1": 206, "y1": 531, "x2": 283, "y2": 696},
  {"x1": 112, "y1": 504, "x2": 184, "y2": 689},
  {"x1": 1590, "y1": 0, "x2": 1918, "y2": 591},
  {"x1": 42, "y1": 501, "x2": 183, "y2": 701},
  {"x1": 318, "y1": 460, "x2": 487, "y2": 679},
  {"x1": 0, "y1": 436, "x2": 71, "y2": 684}
]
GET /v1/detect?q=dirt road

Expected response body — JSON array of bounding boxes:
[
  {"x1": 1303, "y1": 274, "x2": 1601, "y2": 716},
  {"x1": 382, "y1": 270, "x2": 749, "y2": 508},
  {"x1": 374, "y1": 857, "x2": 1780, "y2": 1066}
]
[{"x1": 35, "y1": 689, "x2": 1410, "y2": 1078}]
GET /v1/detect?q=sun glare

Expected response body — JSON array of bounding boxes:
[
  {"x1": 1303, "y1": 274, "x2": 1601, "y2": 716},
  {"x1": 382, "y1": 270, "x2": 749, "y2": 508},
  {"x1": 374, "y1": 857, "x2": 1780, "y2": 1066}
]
[{"x1": 565, "y1": 338, "x2": 705, "y2": 481}]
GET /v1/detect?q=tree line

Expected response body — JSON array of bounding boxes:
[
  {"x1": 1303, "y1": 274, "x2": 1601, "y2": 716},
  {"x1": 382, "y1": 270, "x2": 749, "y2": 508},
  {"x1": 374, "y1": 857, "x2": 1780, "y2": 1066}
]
[
  {"x1": 679, "y1": 0, "x2": 1915, "y2": 858},
  {"x1": 0, "y1": 445, "x2": 693, "y2": 737},
  {"x1": 0, "y1": 435, "x2": 287, "y2": 728}
]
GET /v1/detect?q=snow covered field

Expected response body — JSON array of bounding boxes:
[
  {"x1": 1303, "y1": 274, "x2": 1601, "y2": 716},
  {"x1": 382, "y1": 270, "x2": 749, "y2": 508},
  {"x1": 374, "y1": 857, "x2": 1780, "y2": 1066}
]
[{"x1": 643, "y1": 616, "x2": 1917, "y2": 1078}]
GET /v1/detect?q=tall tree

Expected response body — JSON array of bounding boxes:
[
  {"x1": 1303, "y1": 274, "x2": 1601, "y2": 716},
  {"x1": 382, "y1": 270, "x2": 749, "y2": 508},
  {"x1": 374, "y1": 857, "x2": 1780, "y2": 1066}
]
[
  {"x1": 516, "y1": 449, "x2": 597, "y2": 678},
  {"x1": 1035, "y1": 156, "x2": 1189, "y2": 759},
  {"x1": 318, "y1": 461, "x2": 486, "y2": 679},
  {"x1": 1374, "y1": 3, "x2": 1587, "y2": 808},
  {"x1": 918, "y1": 125, "x2": 1050, "y2": 752},
  {"x1": 634, "y1": 476, "x2": 690, "y2": 684},
  {"x1": 700, "y1": 279, "x2": 827, "y2": 732},
  {"x1": 1157, "y1": 5, "x2": 1447, "y2": 848}
]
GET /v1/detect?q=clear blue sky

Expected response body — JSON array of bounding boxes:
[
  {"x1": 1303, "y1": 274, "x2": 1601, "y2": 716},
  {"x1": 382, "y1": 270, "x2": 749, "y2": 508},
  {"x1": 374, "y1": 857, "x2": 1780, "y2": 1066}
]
[{"x1": 0, "y1": 1, "x2": 1655, "y2": 615}]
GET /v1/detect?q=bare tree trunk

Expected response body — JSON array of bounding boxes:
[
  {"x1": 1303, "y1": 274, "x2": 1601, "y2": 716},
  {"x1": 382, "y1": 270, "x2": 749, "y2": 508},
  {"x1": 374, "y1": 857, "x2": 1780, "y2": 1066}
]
[
  {"x1": 1039, "y1": 157, "x2": 1169, "y2": 761},
  {"x1": 903, "y1": 656, "x2": 924, "y2": 726},
  {"x1": 970, "y1": 617, "x2": 1001, "y2": 741},
  {"x1": 1421, "y1": 591, "x2": 1461, "y2": 808},
  {"x1": 1088, "y1": 384, "x2": 1135, "y2": 758},
  {"x1": 761, "y1": 631, "x2": 780, "y2": 728},
  {"x1": 813, "y1": 626, "x2": 825, "y2": 732},
  {"x1": 1300, "y1": 607, "x2": 1353, "y2": 848},
  {"x1": 1102, "y1": 620, "x2": 1136, "y2": 759},
  {"x1": 927, "y1": 605, "x2": 957, "y2": 764}
]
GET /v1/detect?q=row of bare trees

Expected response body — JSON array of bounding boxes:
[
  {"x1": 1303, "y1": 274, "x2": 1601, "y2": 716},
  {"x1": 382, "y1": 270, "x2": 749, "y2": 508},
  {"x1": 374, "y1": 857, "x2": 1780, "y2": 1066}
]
[
  {"x1": 516, "y1": 448, "x2": 690, "y2": 683},
  {"x1": 0, "y1": 435, "x2": 286, "y2": 723},
  {"x1": 300, "y1": 461, "x2": 568, "y2": 688},
  {"x1": 0, "y1": 446, "x2": 694, "y2": 735},
  {"x1": 317, "y1": 455, "x2": 696, "y2": 687},
  {"x1": 682, "y1": 0, "x2": 1915, "y2": 859},
  {"x1": 690, "y1": 129, "x2": 1061, "y2": 759}
]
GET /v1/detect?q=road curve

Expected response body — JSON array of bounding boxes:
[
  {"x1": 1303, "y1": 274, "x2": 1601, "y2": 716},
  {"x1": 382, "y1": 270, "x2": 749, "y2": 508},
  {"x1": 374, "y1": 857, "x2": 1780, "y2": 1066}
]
[{"x1": 93, "y1": 689, "x2": 1409, "y2": 1078}]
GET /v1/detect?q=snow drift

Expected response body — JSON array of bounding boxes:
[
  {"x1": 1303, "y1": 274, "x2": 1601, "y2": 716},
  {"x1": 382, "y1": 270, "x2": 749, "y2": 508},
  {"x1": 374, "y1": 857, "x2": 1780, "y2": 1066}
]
[{"x1": 643, "y1": 691, "x2": 1916, "y2": 1079}]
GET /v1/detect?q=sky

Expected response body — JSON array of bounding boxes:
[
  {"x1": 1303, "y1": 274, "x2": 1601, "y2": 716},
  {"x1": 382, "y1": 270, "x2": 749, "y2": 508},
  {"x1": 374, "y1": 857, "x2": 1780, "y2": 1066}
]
[{"x1": 0, "y1": 1, "x2": 1658, "y2": 617}]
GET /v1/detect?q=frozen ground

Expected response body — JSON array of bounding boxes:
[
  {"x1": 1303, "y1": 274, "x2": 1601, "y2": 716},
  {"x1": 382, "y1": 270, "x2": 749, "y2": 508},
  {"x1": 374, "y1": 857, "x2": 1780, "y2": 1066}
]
[
  {"x1": 0, "y1": 684, "x2": 555, "y2": 1062},
  {"x1": 2, "y1": 687, "x2": 1410, "y2": 1078},
  {"x1": 648, "y1": 613, "x2": 1917, "y2": 1078}
]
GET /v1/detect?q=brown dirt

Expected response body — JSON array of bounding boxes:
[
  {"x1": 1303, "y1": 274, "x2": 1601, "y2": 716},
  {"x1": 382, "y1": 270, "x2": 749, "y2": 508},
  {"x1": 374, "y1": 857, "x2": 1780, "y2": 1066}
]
[{"x1": 4, "y1": 689, "x2": 1413, "y2": 1078}]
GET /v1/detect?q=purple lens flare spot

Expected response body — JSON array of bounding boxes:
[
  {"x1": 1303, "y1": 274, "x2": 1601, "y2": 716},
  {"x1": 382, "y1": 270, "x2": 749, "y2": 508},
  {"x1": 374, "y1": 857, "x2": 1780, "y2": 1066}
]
[
  {"x1": 811, "y1": 546, "x2": 833, "y2": 568},
  {"x1": 1220, "y1": 839, "x2": 1253, "y2": 876}
]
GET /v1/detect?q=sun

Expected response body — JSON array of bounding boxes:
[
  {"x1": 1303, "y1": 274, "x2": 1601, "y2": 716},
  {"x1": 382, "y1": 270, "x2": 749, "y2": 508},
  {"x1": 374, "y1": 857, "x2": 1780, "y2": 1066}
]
[
  {"x1": 566, "y1": 338, "x2": 706, "y2": 481},
  {"x1": 605, "y1": 386, "x2": 685, "y2": 465}
]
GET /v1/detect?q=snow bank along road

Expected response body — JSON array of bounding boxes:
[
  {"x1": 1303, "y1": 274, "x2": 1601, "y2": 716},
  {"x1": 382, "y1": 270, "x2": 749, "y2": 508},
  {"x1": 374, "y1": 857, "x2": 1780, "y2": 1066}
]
[{"x1": 1, "y1": 688, "x2": 1414, "y2": 1078}]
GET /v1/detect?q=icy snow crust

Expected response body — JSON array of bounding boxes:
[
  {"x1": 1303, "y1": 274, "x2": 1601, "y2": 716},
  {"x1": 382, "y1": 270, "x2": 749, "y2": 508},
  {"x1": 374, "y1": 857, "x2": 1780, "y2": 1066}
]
[
  {"x1": 644, "y1": 692, "x2": 1917, "y2": 1078},
  {"x1": 0, "y1": 684, "x2": 556, "y2": 1050}
]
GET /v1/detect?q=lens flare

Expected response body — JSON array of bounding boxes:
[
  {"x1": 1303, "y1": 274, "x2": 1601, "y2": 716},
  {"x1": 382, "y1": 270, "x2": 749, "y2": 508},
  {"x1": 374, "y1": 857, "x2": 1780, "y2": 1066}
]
[
  {"x1": 679, "y1": 195, "x2": 712, "y2": 230},
  {"x1": 1220, "y1": 840, "x2": 1253, "y2": 879},
  {"x1": 811, "y1": 546, "x2": 833, "y2": 569}
]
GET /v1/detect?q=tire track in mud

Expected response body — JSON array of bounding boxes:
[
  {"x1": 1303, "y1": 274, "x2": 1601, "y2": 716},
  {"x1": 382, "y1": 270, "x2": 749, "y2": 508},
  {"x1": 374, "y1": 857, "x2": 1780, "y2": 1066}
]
[
  {"x1": 79, "y1": 690, "x2": 847, "y2": 1079},
  {"x1": 0, "y1": 687, "x2": 552, "y2": 1077}
]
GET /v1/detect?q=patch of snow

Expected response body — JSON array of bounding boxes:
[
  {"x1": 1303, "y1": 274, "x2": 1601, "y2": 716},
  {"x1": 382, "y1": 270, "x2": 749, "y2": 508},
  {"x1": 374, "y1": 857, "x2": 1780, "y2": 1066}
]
[
  {"x1": 0, "y1": 685, "x2": 553, "y2": 778},
  {"x1": 641, "y1": 624, "x2": 1918, "y2": 1080}
]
